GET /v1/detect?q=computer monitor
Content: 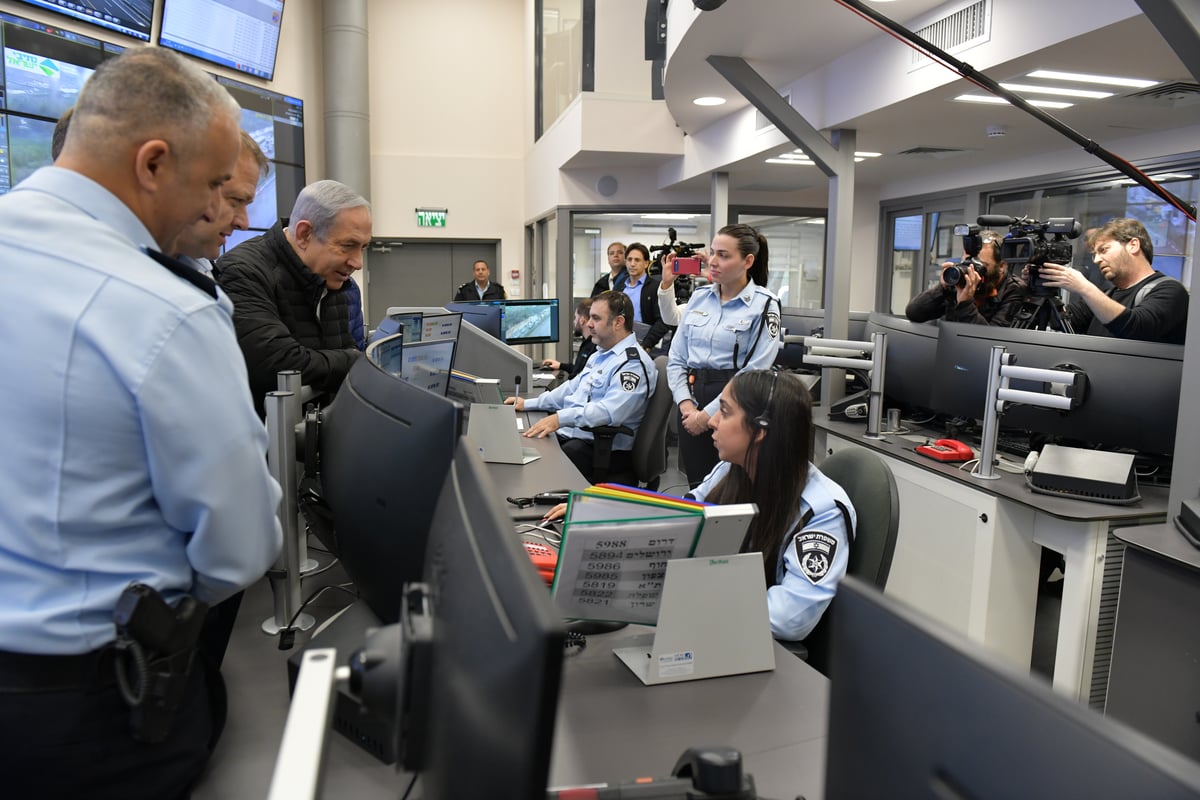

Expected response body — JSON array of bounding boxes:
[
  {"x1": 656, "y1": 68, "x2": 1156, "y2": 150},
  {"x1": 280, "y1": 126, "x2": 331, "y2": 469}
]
[
  {"x1": 11, "y1": 0, "x2": 152, "y2": 41},
  {"x1": 864, "y1": 312, "x2": 941, "y2": 415},
  {"x1": 411, "y1": 439, "x2": 566, "y2": 798},
  {"x1": 930, "y1": 322, "x2": 1183, "y2": 455},
  {"x1": 500, "y1": 298, "x2": 560, "y2": 345},
  {"x1": 158, "y1": 0, "x2": 284, "y2": 80},
  {"x1": 370, "y1": 311, "x2": 422, "y2": 344},
  {"x1": 445, "y1": 300, "x2": 503, "y2": 340},
  {"x1": 826, "y1": 577, "x2": 1200, "y2": 798},
  {"x1": 364, "y1": 332, "x2": 404, "y2": 376},
  {"x1": 776, "y1": 309, "x2": 871, "y2": 369},
  {"x1": 315, "y1": 358, "x2": 462, "y2": 623},
  {"x1": 386, "y1": 306, "x2": 532, "y2": 395}
]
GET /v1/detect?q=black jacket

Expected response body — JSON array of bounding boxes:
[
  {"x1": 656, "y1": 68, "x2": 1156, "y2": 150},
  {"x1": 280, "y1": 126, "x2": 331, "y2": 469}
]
[
  {"x1": 905, "y1": 275, "x2": 1028, "y2": 327},
  {"x1": 591, "y1": 268, "x2": 627, "y2": 298},
  {"x1": 454, "y1": 281, "x2": 506, "y2": 301},
  {"x1": 1065, "y1": 270, "x2": 1189, "y2": 344},
  {"x1": 217, "y1": 222, "x2": 362, "y2": 415}
]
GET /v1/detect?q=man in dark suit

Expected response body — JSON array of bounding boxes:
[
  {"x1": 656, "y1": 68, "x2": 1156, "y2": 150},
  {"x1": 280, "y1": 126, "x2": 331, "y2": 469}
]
[
  {"x1": 454, "y1": 259, "x2": 506, "y2": 301},
  {"x1": 615, "y1": 242, "x2": 671, "y2": 353}
]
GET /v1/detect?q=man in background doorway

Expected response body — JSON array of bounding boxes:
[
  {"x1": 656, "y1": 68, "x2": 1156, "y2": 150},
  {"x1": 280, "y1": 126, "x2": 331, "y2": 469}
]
[
  {"x1": 591, "y1": 241, "x2": 627, "y2": 296},
  {"x1": 455, "y1": 259, "x2": 506, "y2": 301}
]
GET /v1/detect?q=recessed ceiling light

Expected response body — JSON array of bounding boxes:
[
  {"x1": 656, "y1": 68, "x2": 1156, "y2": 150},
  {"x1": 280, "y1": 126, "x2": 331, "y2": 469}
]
[
  {"x1": 765, "y1": 158, "x2": 815, "y2": 165},
  {"x1": 999, "y1": 82, "x2": 1113, "y2": 99},
  {"x1": 854, "y1": 151, "x2": 882, "y2": 158},
  {"x1": 1027, "y1": 70, "x2": 1158, "y2": 89},
  {"x1": 693, "y1": 96, "x2": 726, "y2": 106},
  {"x1": 953, "y1": 94, "x2": 1074, "y2": 109}
]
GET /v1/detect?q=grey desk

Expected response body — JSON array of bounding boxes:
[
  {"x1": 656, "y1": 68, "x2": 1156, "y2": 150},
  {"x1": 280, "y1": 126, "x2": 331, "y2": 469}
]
[
  {"x1": 815, "y1": 414, "x2": 1168, "y2": 707},
  {"x1": 1106, "y1": 523, "x2": 1200, "y2": 761},
  {"x1": 486, "y1": 406, "x2": 592, "y2": 519},
  {"x1": 552, "y1": 631, "x2": 829, "y2": 799}
]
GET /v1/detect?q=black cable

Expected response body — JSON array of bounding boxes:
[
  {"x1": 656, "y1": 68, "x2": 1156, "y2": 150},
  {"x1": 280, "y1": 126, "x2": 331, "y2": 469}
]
[
  {"x1": 400, "y1": 772, "x2": 418, "y2": 800},
  {"x1": 277, "y1": 584, "x2": 360, "y2": 650},
  {"x1": 833, "y1": 0, "x2": 1196, "y2": 221}
]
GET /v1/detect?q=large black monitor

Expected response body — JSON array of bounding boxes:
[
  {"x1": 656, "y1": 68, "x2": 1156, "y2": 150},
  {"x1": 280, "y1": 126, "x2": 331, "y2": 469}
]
[
  {"x1": 826, "y1": 577, "x2": 1200, "y2": 797},
  {"x1": 158, "y1": 0, "x2": 284, "y2": 80},
  {"x1": 10, "y1": 0, "x2": 152, "y2": 41},
  {"x1": 316, "y1": 358, "x2": 462, "y2": 623},
  {"x1": 445, "y1": 300, "x2": 502, "y2": 340},
  {"x1": 776, "y1": 309, "x2": 870, "y2": 369},
  {"x1": 405, "y1": 439, "x2": 566, "y2": 799},
  {"x1": 865, "y1": 312, "x2": 940, "y2": 415},
  {"x1": 447, "y1": 299, "x2": 560, "y2": 345},
  {"x1": 930, "y1": 322, "x2": 1183, "y2": 455}
]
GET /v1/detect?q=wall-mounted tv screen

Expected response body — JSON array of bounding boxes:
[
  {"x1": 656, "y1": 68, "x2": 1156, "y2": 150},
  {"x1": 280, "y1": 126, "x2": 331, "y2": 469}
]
[
  {"x1": 0, "y1": 11, "x2": 122, "y2": 194},
  {"x1": 214, "y1": 74, "x2": 305, "y2": 245},
  {"x1": 10, "y1": 0, "x2": 152, "y2": 42},
  {"x1": 159, "y1": 0, "x2": 284, "y2": 81}
]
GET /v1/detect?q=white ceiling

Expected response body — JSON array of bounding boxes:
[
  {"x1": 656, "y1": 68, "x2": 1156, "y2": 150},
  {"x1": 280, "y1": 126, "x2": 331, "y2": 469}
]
[{"x1": 655, "y1": 0, "x2": 1200, "y2": 195}]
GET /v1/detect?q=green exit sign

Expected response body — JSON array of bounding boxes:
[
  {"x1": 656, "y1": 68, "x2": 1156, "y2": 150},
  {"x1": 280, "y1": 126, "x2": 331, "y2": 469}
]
[{"x1": 416, "y1": 208, "x2": 447, "y2": 227}]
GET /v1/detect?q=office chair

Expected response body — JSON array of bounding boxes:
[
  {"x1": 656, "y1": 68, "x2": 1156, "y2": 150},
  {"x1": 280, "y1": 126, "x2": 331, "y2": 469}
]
[
  {"x1": 584, "y1": 356, "x2": 672, "y2": 489},
  {"x1": 788, "y1": 447, "x2": 899, "y2": 677}
]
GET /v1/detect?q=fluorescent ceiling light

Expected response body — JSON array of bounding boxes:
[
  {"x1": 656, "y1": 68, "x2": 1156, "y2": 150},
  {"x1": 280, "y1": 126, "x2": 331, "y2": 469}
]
[
  {"x1": 804, "y1": 218, "x2": 826, "y2": 224},
  {"x1": 765, "y1": 158, "x2": 815, "y2": 165},
  {"x1": 1117, "y1": 173, "x2": 1194, "y2": 184},
  {"x1": 640, "y1": 214, "x2": 697, "y2": 220},
  {"x1": 855, "y1": 151, "x2": 882, "y2": 158},
  {"x1": 953, "y1": 94, "x2": 1073, "y2": 109},
  {"x1": 1026, "y1": 70, "x2": 1157, "y2": 89},
  {"x1": 999, "y1": 82, "x2": 1113, "y2": 99},
  {"x1": 693, "y1": 96, "x2": 726, "y2": 106}
]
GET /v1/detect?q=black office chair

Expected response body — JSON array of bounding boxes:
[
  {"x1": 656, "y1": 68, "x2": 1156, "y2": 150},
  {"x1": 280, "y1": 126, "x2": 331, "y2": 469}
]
[
  {"x1": 584, "y1": 356, "x2": 672, "y2": 489},
  {"x1": 792, "y1": 447, "x2": 899, "y2": 677}
]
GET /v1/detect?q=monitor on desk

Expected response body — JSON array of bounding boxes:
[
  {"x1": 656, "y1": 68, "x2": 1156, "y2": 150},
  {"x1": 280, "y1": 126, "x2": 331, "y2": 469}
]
[
  {"x1": 447, "y1": 299, "x2": 561, "y2": 345},
  {"x1": 929, "y1": 322, "x2": 1183, "y2": 455},
  {"x1": 825, "y1": 576, "x2": 1200, "y2": 798},
  {"x1": 445, "y1": 300, "x2": 502, "y2": 340},
  {"x1": 864, "y1": 312, "x2": 941, "y2": 415},
  {"x1": 409, "y1": 439, "x2": 566, "y2": 798},
  {"x1": 314, "y1": 358, "x2": 462, "y2": 623}
]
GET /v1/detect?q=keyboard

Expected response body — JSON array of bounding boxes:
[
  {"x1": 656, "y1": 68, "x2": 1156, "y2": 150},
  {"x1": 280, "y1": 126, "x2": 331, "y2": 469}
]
[{"x1": 994, "y1": 433, "x2": 1033, "y2": 458}]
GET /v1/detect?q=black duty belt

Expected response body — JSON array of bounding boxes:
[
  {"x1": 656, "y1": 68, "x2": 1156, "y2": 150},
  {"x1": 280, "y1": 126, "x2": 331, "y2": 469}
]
[
  {"x1": 0, "y1": 646, "x2": 118, "y2": 692},
  {"x1": 687, "y1": 367, "x2": 738, "y2": 385}
]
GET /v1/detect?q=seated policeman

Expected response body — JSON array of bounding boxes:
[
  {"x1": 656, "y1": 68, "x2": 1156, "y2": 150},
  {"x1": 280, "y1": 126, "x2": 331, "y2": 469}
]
[
  {"x1": 905, "y1": 230, "x2": 1027, "y2": 326},
  {"x1": 217, "y1": 179, "x2": 370, "y2": 414},
  {"x1": 507, "y1": 291, "x2": 657, "y2": 482},
  {"x1": 691, "y1": 370, "x2": 856, "y2": 641},
  {"x1": 1040, "y1": 217, "x2": 1189, "y2": 344},
  {"x1": 0, "y1": 46, "x2": 282, "y2": 796}
]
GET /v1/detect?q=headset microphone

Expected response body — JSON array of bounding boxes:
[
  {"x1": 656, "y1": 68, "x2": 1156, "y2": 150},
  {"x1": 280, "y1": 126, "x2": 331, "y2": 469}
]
[{"x1": 753, "y1": 370, "x2": 779, "y2": 429}]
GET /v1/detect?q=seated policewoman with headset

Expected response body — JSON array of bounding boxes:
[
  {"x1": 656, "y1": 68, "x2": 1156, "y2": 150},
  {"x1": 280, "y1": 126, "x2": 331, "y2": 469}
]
[
  {"x1": 542, "y1": 369, "x2": 854, "y2": 642},
  {"x1": 691, "y1": 369, "x2": 855, "y2": 641}
]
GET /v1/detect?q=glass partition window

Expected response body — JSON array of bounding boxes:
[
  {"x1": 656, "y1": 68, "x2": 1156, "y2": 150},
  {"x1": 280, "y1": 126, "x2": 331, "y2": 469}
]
[
  {"x1": 989, "y1": 172, "x2": 1198, "y2": 288},
  {"x1": 736, "y1": 213, "x2": 827, "y2": 309},
  {"x1": 536, "y1": 0, "x2": 583, "y2": 139},
  {"x1": 569, "y1": 211, "x2": 712, "y2": 303}
]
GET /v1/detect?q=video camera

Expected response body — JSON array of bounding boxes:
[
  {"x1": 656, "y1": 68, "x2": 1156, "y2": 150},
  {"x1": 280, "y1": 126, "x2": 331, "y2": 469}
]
[
  {"x1": 944, "y1": 223, "x2": 986, "y2": 290},
  {"x1": 648, "y1": 226, "x2": 708, "y2": 302},
  {"x1": 979, "y1": 214, "x2": 1081, "y2": 296}
]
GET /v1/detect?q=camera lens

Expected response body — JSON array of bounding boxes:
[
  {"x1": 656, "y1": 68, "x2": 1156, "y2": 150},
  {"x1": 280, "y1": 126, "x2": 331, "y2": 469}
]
[{"x1": 942, "y1": 264, "x2": 964, "y2": 287}]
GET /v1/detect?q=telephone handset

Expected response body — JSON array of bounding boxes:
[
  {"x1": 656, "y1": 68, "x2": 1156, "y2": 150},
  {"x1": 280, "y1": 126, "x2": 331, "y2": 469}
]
[
  {"x1": 522, "y1": 540, "x2": 558, "y2": 585},
  {"x1": 915, "y1": 438, "x2": 975, "y2": 462}
]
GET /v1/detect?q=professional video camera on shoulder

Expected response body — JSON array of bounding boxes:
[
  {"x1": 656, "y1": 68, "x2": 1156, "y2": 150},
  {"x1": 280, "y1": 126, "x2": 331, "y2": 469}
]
[
  {"x1": 979, "y1": 214, "x2": 1081, "y2": 296},
  {"x1": 943, "y1": 223, "x2": 986, "y2": 289},
  {"x1": 649, "y1": 226, "x2": 707, "y2": 277}
]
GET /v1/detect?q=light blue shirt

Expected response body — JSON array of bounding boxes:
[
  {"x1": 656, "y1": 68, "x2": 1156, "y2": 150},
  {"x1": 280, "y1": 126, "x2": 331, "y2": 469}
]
[
  {"x1": 621, "y1": 275, "x2": 646, "y2": 323},
  {"x1": 0, "y1": 167, "x2": 283, "y2": 655},
  {"x1": 525, "y1": 331, "x2": 656, "y2": 451},
  {"x1": 667, "y1": 283, "x2": 783, "y2": 416},
  {"x1": 692, "y1": 462, "x2": 855, "y2": 641}
]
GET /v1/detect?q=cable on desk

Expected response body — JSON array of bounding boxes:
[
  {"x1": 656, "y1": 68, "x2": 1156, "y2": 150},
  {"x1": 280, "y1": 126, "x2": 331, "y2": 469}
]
[
  {"x1": 516, "y1": 523, "x2": 562, "y2": 547},
  {"x1": 277, "y1": 584, "x2": 360, "y2": 651}
]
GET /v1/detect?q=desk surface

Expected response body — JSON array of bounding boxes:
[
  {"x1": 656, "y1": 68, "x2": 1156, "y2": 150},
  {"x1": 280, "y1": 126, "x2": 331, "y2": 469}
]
[
  {"x1": 491, "y1": 410, "x2": 593, "y2": 519},
  {"x1": 551, "y1": 631, "x2": 829, "y2": 800},
  {"x1": 816, "y1": 414, "x2": 1168, "y2": 523}
]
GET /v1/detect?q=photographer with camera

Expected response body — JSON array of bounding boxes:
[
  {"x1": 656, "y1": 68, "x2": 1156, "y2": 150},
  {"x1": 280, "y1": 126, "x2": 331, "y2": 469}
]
[
  {"x1": 1040, "y1": 217, "x2": 1188, "y2": 344},
  {"x1": 905, "y1": 229, "x2": 1028, "y2": 326}
]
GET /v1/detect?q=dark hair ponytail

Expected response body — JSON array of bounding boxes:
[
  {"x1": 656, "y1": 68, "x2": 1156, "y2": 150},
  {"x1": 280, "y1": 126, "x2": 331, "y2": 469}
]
[{"x1": 718, "y1": 223, "x2": 769, "y2": 287}]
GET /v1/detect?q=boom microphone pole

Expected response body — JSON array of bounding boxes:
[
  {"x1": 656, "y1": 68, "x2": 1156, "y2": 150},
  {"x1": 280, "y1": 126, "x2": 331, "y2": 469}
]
[{"x1": 833, "y1": 0, "x2": 1197, "y2": 221}]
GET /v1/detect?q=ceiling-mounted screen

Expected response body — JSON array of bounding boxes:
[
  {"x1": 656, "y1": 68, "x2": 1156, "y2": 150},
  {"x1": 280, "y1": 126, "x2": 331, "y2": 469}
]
[
  {"x1": 159, "y1": 0, "x2": 284, "y2": 81},
  {"x1": 10, "y1": 0, "x2": 152, "y2": 42}
]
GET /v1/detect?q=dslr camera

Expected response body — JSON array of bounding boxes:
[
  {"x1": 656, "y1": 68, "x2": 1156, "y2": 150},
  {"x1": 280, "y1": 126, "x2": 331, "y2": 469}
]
[
  {"x1": 980, "y1": 214, "x2": 1081, "y2": 296},
  {"x1": 943, "y1": 223, "x2": 986, "y2": 289}
]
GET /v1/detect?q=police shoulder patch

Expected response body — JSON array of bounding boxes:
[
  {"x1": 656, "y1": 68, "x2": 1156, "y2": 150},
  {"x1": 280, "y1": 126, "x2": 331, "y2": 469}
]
[
  {"x1": 794, "y1": 530, "x2": 838, "y2": 583},
  {"x1": 619, "y1": 371, "x2": 641, "y2": 392},
  {"x1": 766, "y1": 310, "x2": 781, "y2": 340}
]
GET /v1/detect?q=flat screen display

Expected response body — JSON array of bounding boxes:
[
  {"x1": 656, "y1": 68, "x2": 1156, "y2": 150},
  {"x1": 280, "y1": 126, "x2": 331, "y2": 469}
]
[
  {"x1": 501, "y1": 299, "x2": 559, "y2": 345},
  {"x1": 159, "y1": 0, "x2": 284, "y2": 81},
  {"x1": 10, "y1": 0, "x2": 152, "y2": 42}
]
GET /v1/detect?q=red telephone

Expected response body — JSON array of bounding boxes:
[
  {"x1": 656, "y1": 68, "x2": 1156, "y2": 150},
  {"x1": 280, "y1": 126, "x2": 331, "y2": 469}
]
[
  {"x1": 522, "y1": 541, "x2": 558, "y2": 586},
  {"x1": 915, "y1": 438, "x2": 975, "y2": 462}
]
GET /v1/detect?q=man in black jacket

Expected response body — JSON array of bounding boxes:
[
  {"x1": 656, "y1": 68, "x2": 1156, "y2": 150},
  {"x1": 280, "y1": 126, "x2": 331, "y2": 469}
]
[
  {"x1": 614, "y1": 242, "x2": 671, "y2": 352},
  {"x1": 905, "y1": 230, "x2": 1027, "y2": 327},
  {"x1": 591, "y1": 241, "x2": 627, "y2": 296},
  {"x1": 454, "y1": 260, "x2": 506, "y2": 301},
  {"x1": 217, "y1": 179, "x2": 371, "y2": 414}
]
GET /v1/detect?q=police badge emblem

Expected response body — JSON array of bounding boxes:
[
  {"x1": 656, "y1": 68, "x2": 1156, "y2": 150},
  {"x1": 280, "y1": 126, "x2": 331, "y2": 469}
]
[
  {"x1": 794, "y1": 530, "x2": 837, "y2": 583},
  {"x1": 766, "y1": 310, "x2": 781, "y2": 340},
  {"x1": 620, "y1": 371, "x2": 640, "y2": 392}
]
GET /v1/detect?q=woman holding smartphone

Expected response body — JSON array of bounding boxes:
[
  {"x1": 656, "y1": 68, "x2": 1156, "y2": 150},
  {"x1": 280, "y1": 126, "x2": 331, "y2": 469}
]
[{"x1": 665, "y1": 224, "x2": 782, "y2": 486}]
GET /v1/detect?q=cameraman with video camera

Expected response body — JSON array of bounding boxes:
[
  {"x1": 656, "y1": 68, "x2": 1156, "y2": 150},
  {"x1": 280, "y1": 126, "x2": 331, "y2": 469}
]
[
  {"x1": 905, "y1": 228, "x2": 1028, "y2": 326},
  {"x1": 1039, "y1": 217, "x2": 1188, "y2": 344}
]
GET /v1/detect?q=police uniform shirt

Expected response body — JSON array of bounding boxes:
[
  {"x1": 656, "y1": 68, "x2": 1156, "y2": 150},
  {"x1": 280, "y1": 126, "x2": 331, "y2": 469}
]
[
  {"x1": 524, "y1": 331, "x2": 656, "y2": 452},
  {"x1": 692, "y1": 461, "x2": 855, "y2": 642},
  {"x1": 666, "y1": 283, "x2": 783, "y2": 415}
]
